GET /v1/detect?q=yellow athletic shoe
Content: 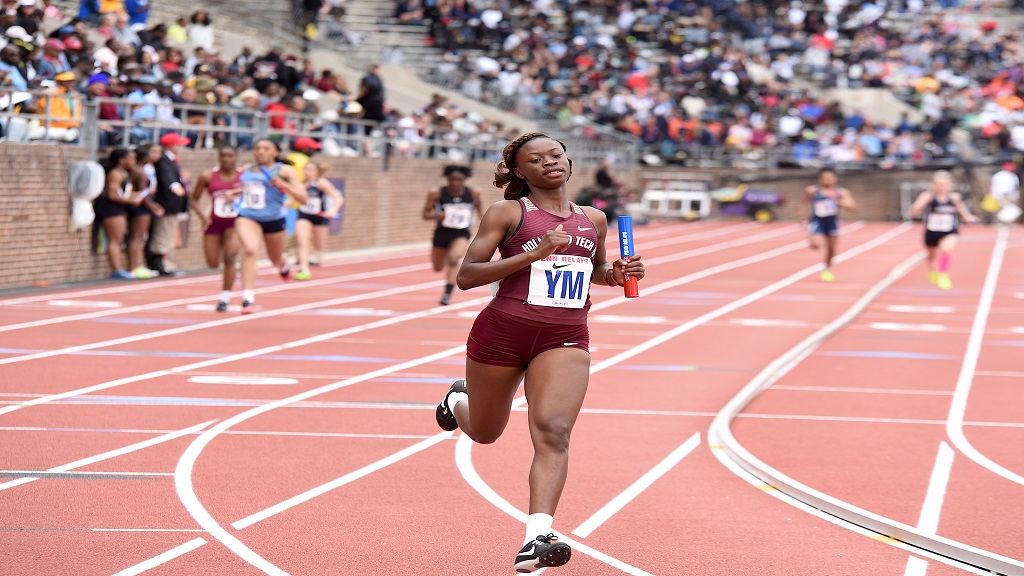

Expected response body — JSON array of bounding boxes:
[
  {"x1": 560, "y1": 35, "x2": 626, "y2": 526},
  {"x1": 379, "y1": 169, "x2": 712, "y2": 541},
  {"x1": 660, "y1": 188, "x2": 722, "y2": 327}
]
[
  {"x1": 929, "y1": 269, "x2": 939, "y2": 285},
  {"x1": 294, "y1": 270, "x2": 312, "y2": 281},
  {"x1": 937, "y1": 273, "x2": 952, "y2": 290},
  {"x1": 820, "y1": 269, "x2": 836, "y2": 282}
]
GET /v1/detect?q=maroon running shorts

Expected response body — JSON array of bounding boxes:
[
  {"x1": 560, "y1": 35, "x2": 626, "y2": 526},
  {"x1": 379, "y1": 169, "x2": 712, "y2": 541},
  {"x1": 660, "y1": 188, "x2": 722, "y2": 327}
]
[
  {"x1": 466, "y1": 306, "x2": 590, "y2": 368},
  {"x1": 205, "y1": 217, "x2": 236, "y2": 236}
]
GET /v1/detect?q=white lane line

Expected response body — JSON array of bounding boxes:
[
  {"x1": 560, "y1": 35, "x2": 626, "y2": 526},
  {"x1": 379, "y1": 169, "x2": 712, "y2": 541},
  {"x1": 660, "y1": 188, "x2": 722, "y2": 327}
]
[
  {"x1": 730, "y1": 318, "x2": 809, "y2": 327},
  {"x1": 175, "y1": 346, "x2": 468, "y2": 576},
  {"x1": 0, "y1": 425, "x2": 439, "y2": 439},
  {"x1": 869, "y1": 322, "x2": 947, "y2": 333},
  {"x1": 0, "y1": 421, "x2": 215, "y2": 492},
  {"x1": 0, "y1": 263, "x2": 429, "y2": 334},
  {"x1": 709, "y1": 235, "x2": 1024, "y2": 574},
  {"x1": 48, "y1": 300, "x2": 123, "y2": 308},
  {"x1": 947, "y1": 227, "x2": 1024, "y2": 488},
  {"x1": 903, "y1": 442, "x2": 955, "y2": 576},
  {"x1": 0, "y1": 470, "x2": 173, "y2": 477},
  {"x1": 571, "y1": 432, "x2": 701, "y2": 538},
  {"x1": 0, "y1": 295, "x2": 489, "y2": 416},
  {"x1": 770, "y1": 385, "x2": 952, "y2": 396},
  {"x1": 111, "y1": 537, "x2": 207, "y2": 576},
  {"x1": 231, "y1": 432, "x2": 453, "y2": 530},
  {"x1": 1009, "y1": 327, "x2": 1024, "y2": 334},
  {"x1": 590, "y1": 315, "x2": 667, "y2": 324},
  {"x1": 92, "y1": 528, "x2": 207, "y2": 532},
  {"x1": 887, "y1": 305, "x2": 955, "y2": 314},
  {"x1": 186, "y1": 376, "x2": 299, "y2": 385},
  {"x1": 0, "y1": 277, "x2": 444, "y2": 367}
]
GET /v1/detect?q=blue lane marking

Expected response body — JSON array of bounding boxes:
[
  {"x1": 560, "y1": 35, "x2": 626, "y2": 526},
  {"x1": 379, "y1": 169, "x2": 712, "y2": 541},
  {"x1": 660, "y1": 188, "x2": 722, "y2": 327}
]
[
  {"x1": 817, "y1": 351, "x2": 961, "y2": 360},
  {"x1": 645, "y1": 299, "x2": 722, "y2": 306},
  {"x1": 989, "y1": 340, "x2": 1024, "y2": 347}
]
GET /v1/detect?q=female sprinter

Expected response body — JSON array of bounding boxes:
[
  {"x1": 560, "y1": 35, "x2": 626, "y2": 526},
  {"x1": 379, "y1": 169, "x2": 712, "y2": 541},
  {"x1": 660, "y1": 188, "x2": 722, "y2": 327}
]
[
  {"x1": 422, "y1": 164, "x2": 482, "y2": 305},
  {"x1": 235, "y1": 139, "x2": 307, "y2": 314},
  {"x1": 294, "y1": 161, "x2": 344, "y2": 281},
  {"x1": 191, "y1": 146, "x2": 243, "y2": 311},
  {"x1": 95, "y1": 148, "x2": 142, "y2": 279},
  {"x1": 802, "y1": 167, "x2": 856, "y2": 282},
  {"x1": 433, "y1": 133, "x2": 645, "y2": 573},
  {"x1": 909, "y1": 170, "x2": 979, "y2": 290}
]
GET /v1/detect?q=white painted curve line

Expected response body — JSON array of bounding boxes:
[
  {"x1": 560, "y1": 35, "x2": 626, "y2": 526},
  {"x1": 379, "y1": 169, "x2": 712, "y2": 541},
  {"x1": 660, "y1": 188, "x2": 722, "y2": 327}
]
[
  {"x1": 453, "y1": 223, "x2": 888, "y2": 575},
  {"x1": 187, "y1": 376, "x2": 298, "y2": 385},
  {"x1": 232, "y1": 431, "x2": 452, "y2": 530},
  {"x1": 869, "y1": 322, "x2": 946, "y2": 333},
  {"x1": 708, "y1": 240, "x2": 1024, "y2": 574},
  {"x1": 0, "y1": 263, "x2": 430, "y2": 334},
  {"x1": 111, "y1": 537, "x2": 207, "y2": 576},
  {"x1": 947, "y1": 227, "x2": 1024, "y2": 487},
  {"x1": 0, "y1": 277, "x2": 445, "y2": 367},
  {"x1": 0, "y1": 295, "x2": 490, "y2": 417},
  {"x1": 454, "y1": 435, "x2": 656, "y2": 576},
  {"x1": 174, "y1": 345, "x2": 468, "y2": 576},
  {"x1": 0, "y1": 420, "x2": 215, "y2": 492},
  {"x1": 903, "y1": 442, "x2": 955, "y2": 576},
  {"x1": 572, "y1": 432, "x2": 701, "y2": 538}
]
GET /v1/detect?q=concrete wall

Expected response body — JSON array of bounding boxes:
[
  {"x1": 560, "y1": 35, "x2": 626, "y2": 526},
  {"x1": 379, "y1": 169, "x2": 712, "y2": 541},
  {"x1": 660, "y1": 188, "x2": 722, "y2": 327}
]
[{"x1": 0, "y1": 143, "x2": 994, "y2": 291}]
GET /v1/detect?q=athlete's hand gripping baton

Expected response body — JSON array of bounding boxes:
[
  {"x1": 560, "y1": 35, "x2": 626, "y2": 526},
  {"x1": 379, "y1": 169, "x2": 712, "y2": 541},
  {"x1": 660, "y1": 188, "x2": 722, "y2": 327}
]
[{"x1": 617, "y1": 215, "x2": 639, "y2": 298}]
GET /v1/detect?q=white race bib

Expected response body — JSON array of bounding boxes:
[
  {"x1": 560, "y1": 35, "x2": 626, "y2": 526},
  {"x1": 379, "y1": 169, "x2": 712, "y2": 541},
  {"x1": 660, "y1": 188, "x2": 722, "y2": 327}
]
[
  {"x1": 441, "y1": 204, "x2": 473, "y2": 229},
  {"x1": 527, "y1": 255, "x2": 592, "y2": 309},
  {"x1": 242, "y1": 181, "x2": 267, "y2": 210},
  {"x1": 213, "y1": 195, "x2": 239, "y2": 218},
  {"x1": 120, "y1": 182, "x2": 133, "y2": 199},
  {"x1": 926, "y1": 213, "x2": 955, "y2": 232},
  {"x1": 813, "y1": 198, "x2": 838, "y2": 218},
  {"x1": 300, "y1": 197, "x2": 323, "y2": 215}
]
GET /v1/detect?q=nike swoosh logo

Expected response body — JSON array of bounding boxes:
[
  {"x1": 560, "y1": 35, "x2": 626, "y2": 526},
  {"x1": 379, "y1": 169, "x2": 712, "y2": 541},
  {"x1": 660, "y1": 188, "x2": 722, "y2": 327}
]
[
  {"x1": 552, "y1": 263, "x2": 571, "y2": 269},
  {"x1": 563, "y1": 342, "x2": 578, "y2": 346},
  {"x1": 577, "y1": 226, "x2": 592, "y2": 231}
]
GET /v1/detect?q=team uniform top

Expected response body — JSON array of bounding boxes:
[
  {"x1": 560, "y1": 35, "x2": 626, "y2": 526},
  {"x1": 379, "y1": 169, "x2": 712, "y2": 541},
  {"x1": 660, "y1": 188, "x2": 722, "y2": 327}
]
[
  {"x1": 436, "y1": 186, "x2": 477, "y2": 231},
  {"x1": 488, "y1": 197, "x2": 599, "y2": 325},
  {"x1": 299, "y1": 179, "x2": 331, "y2": 216},
  {"x1": 207, "y1": 169, "x2": 242, "y2": 223},
  {"x1": 924, "y1": 196, "x2": 959, "y2": 235},
  {"x1": 237, "y1": 163, "x2": 288, "y2": 222},
  {"x1": 809, "y1": 186, "x2": 841, "y2": 223}
]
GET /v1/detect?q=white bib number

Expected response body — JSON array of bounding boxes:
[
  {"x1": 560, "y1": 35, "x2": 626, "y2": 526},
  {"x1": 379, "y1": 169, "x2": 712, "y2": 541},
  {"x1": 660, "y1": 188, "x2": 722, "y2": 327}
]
[
  {"x1": 213, "y1": 195, "x2": 239, "y2": 218},
  {"x1": 300, "y1": 197, "x2": 323, "y2": 215},
  {"x1": 527, "y1": 255, "x2": 592, "y2": 309},
  {"x1": 441, "y1": 204, "x2": 473, "y2": 229},
  {"x1": 242, "y1": 181, "x2": 267, "y2": 210},
  {"x1": 813, "y1": 199, "x2": 838, "y2": 218},
  {"x1": 926, "y1": 213, "x2": 955, "y2": 232},
  {"x1": 120, "y1": 182, "x2": 133, "y2": 200}
]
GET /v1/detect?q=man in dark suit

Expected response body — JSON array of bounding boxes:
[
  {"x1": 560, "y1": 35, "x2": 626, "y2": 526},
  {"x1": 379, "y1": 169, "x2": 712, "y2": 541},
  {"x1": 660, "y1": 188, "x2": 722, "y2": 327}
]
[{"x1": 148, "y1": 132, "x2": 191, "y2": 275}]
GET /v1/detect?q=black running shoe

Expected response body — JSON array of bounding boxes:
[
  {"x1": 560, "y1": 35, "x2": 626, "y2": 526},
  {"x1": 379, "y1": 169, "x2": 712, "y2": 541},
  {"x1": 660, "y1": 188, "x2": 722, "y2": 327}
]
[
  {"x1": 439, "y1": 293, "x2": 451, "y2": 306},
  {"x1": 435, "y1": 379, "x2": 466, "y2": 431},
  {"x1": 279, "y1": 266, "x2": 291, "y2": 280},
  {"x1": 241, "y1": 300, "x2": 255, "y2": 315},
  {"x1": 216, "y1": 300, "x2": 229, "y2": 312},
  {"x1": 514, "y1": 534, "x2": 571, "y2": 573}
]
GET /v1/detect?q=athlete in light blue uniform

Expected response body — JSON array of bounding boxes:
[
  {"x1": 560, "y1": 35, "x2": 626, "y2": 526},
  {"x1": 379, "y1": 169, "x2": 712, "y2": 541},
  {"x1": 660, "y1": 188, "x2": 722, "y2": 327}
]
[
  {"x1": 234, "y1": 139, "x2": 307, "y2": 314},
  {"x1": 803, "y1": 167, "x2": 856, "y2": 282}
]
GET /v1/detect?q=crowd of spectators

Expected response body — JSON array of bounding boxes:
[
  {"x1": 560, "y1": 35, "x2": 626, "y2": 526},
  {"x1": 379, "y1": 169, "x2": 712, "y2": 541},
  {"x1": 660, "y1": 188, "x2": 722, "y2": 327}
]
[
  {"x1": 420, "y1": 0, "x2": 1024, "y2": 167},
  {"x1": 0, "y1": 0, "x2": 517, "y2": 160}
]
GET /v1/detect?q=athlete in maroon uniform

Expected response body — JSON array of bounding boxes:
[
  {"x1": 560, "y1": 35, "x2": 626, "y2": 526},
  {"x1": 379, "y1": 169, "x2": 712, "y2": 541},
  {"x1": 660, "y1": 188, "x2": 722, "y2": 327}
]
[
  {"x1": 191, "y1": 146, "x2": 243, "y2": 311},
  {"x1": 434, "y1": 132, "x2": 645, "y2": 573}
]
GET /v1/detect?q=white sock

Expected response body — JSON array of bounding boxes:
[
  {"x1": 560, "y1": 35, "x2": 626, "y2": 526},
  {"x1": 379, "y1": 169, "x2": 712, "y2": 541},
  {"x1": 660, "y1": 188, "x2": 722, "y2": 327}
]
[
  {"x1": 524, "y1": 513, "x2": 553, "y2": 545},
  {"x1": 242, "y1": 289, "x2": 255, "y2": 303},
  {"x1": 219, "y1": 290, "x2": 231, "y2": 303},
  {"x1": 446, "y1": 391, "x2": 468, "y2": 413}
]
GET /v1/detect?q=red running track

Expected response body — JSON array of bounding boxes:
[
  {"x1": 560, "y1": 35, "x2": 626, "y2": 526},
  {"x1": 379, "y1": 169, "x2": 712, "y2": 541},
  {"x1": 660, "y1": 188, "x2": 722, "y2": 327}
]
[{"x1": 0, "y1": 220, "x2": 1019, "y2": 576}]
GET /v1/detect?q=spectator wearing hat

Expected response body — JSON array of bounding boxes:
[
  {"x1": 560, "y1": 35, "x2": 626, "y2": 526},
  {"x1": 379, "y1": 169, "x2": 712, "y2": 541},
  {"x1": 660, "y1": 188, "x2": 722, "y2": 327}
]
[
  {"x1": 85, "y1": 72, "x2": 122, "y2": 146},
  {"x1": 287, "y1": 136, "x2": 320, "y2": 178},
  {"x1": 148, "y1": 132, "x2": 191, "y2": 275},
  {"x1": 35, "y1": 37, "x2": 70, "y2": 80},
  {"x1": 16, "y1": 0, "x2": 41, "y2": 35},
  {"x1": 33, "y1": 71, "x2": 81, "y2": 140}
]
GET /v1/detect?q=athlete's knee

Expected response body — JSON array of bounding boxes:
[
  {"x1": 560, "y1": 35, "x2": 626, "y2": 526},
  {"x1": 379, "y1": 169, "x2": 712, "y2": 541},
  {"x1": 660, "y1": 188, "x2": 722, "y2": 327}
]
[{"x1": 532, "y1": 418, "x2": 573, "y2": 454}]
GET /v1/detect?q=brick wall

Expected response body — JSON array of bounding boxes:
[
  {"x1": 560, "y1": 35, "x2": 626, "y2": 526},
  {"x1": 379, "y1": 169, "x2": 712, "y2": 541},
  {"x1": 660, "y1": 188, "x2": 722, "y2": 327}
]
[{"x1": 0, "y1": 142, "x2": 997, "y2": 290}]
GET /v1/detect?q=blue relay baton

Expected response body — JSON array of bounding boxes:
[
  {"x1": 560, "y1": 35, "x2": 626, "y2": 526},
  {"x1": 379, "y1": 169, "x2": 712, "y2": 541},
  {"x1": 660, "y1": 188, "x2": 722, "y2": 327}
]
[{"x1": 617, "y1": 215, "x2": 639, "y2": 298}]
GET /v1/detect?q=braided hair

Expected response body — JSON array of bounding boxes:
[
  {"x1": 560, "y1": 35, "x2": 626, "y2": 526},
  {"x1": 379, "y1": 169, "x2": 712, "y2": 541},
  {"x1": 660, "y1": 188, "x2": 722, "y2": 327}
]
[{"x1": 493, "y1": 132, "x2": 570, "y2": 200}]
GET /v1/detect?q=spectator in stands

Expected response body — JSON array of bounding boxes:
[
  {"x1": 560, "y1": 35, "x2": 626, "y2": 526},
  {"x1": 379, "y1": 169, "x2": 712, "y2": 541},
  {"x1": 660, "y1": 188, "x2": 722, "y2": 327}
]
[
  {"x1": 188, "y1": 10, "x2": 214, "y2": 52},
  {"x1": 85, "y1": 72, "x2": 122, "y2": 146},
  {"x1": 356, "y1": 62, "x2": 384, "y2": 132},
  {"x1": 112, "y1": 10, "x2": 140, "y2": 47},
  {"x1": 15, "y1": 0, "x2": 41, "y2": 36},
  {"x1": 35, "y1": 37, "x2": 70, "y2": 80},
  {"x1": 33, "y1": 71, "x2": 82, "y2": 141},
  {"x1": 123, "y1": 0, "x2": 148, "y2": 30},
  {"x1": 165, "y1": 15, "x2": 187, "y2": 44}
]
